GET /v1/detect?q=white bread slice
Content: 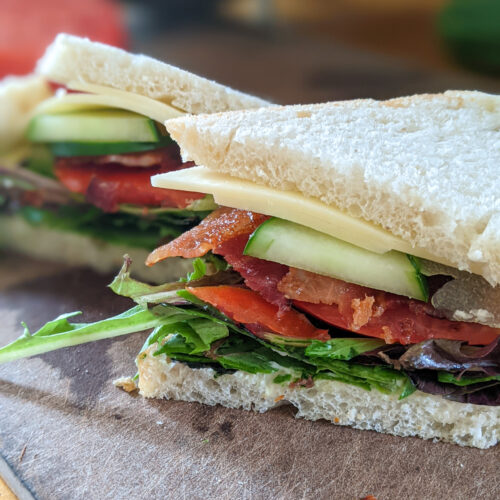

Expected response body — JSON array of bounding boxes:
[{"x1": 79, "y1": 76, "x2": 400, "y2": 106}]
[
  {"x1": 36, "y1": 33, "x2": 269, "y2": 115},
  {"x1": 165, "y1": 92, "x2": 500, "y2": 285},
  {"x1": 0, "y1": 215, "x2": 192, "y2": 283},
  {"x1": 136, "y1": 346, "x2": 500, "y2": 449},
  {"x1": 0, "y1": 75, "x2": 51, "y2": 152}
]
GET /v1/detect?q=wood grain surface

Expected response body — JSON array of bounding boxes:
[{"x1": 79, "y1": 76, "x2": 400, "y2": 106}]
[{"x1": 1, "y1": 28, "x2": 500, "y2": 500}]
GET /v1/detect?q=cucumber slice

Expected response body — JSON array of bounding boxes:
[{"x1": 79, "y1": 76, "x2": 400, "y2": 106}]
[
  {"x1": 49, "y1": 136, "x2": 174, "y2": 157},
  {"x1": 27, "y1": 109, "x2": 159, "y2": 143},
  {"x1": 244, "y1": 218, "x2": 428, "y2": 301}
]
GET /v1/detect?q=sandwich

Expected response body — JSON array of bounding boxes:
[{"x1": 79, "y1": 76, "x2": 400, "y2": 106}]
[
  {"x1": 1, "y1": 92, "x2": 499, "y2": 448},
  {"x1": 0, "y1": 33, "x2": 269, "y2": 282}
]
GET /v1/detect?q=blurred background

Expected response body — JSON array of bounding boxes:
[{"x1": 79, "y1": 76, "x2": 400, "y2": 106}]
[{"x1": 1, "y1": 0, "x2": 500, "y2": 102}]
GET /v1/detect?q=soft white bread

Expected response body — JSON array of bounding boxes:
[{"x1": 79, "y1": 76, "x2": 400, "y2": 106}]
[
  {"x1": 165, "y1": 91, "x2": 500, "y2": 286},
  {"x1": 36, "y1": 33, "x2": 269, "y2": 114},
  {"x1": 135, "y1": 346, "x2": 500, "y2": 449},
  {"x1": 0, "y1": 215, "x2": 192, "y2": 283},
  {"x1": 0, "y1": 75, "x2": 51, "y2": 152}
]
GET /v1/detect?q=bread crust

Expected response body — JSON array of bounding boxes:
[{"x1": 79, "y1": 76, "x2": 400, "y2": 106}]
[
  {"x1": 36, "y1": 34, "x2": 270, "y2": 115},
  {"x1": 165, "y1": 91, "x2": 500, "y2": 285},
  {"x1": 136, "y1": 346, "x2": 500, "y2": 449}
]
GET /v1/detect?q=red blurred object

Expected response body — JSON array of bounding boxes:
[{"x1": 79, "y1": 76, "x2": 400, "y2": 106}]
[{"x1": 0, "y1": 0, "x2": 127, "y2": 77}]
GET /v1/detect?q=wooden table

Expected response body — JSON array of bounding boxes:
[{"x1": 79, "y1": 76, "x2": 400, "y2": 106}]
[{"x1": 1, "y1": 27, "x2": 499, "y2": 500}]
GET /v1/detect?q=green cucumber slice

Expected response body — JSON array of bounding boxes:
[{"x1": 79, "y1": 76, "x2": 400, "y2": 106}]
[
  {"x1": 244, "y1": 218, "x2": 428, "y2": 301},
  {"x1": 27, "y1": 109, "x2": 159, "y2": 143},
  {"x1": 49, "y1": 137, "x2": 174, "y2": 157}
]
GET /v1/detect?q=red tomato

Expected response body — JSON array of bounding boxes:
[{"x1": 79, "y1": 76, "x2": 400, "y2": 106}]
[
  {"x1": 186, "y1": 286, "x2": 330, "y2": 341},
  {"x1": 294, "y1": 300, "x2": 499, "y2": 346},
  {"x1": 54, "y1": 160, "x2": 203, "y2": 211},
  {"x1": 0, "y1": 0, "x2": 127, "y2": 77}
]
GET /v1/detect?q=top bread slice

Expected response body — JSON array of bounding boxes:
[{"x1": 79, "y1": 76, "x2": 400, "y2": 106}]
[
  {"x1": 165, "y1": 91, "x2": 500, "y2": 285},
  {"x1": 36, "y1": 33, "x2": 269, "y2": 114}
]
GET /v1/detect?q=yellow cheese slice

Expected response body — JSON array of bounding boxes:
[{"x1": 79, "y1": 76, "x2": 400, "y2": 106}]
[
  {"x1": 32, "y1": 81, "x2": 184, "y2": 123},
  {"x1": 152, "y1": 166, "x2": 454, "y2": 266}
]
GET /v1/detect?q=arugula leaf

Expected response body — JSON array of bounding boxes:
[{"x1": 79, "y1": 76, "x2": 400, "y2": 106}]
[
  {"x1": 217, "y1": 351, "x2": 278, "y2": 374},
  {"x1": 0, "y1": 305, "x2": 182, "y2": 364},
  {"x1": 305, "y1": 338, "x2": 385, "y2": 360},
  {"x1": 109, "y1": 256, "x2": 185, "y2": 306},
  {"x1": 437, "y1": 372, "x2": 500, "y2": 386}
]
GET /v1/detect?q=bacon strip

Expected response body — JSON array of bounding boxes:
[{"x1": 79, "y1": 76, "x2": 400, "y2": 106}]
[
  {"x1": 146, "y1": 208, "x2": 268, "y2": 266},
  {"x1": 277, "y1": 268, "x2": 385, "y2": 329},
  {"x1": 214, "y1": 235, "x2": 289, "y2": 310}
]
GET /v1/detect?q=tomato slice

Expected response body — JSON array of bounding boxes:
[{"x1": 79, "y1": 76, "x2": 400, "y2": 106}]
[
  {"x1": 186, "y1": 286, "x2": 330, "y2": 341},
  {"x1": 0, "y1": 0, "x2": 127, "y2": 77},
  {"x1": 54, "y1": 158, "x2": 203, "y2": 212},
  {"x1": 294, "y1": 300, "x2": 499, "y2": 346}
]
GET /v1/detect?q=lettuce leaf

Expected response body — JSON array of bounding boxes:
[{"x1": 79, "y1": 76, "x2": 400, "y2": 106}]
[
  {"x1": 437, "y1": 372, "x2": 500, "y2": 386},
  {"x1": 305, "y1": 338, "x2": 385, "y2": 360},
  {"x1": 19, "y1": 204, "x2": 207, "y2": 250},
  {"x1": 0, "y1": 305, "x2": 181, "y2": 364}
]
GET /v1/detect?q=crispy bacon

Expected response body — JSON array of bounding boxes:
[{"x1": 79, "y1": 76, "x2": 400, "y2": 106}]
[
  {"x1": 146, "y1": 208, "x2": 268, "y2": 266},
  {"x1": 277, "y1": 268, "x2": 385, "y2": 329},
  {"x1": 214, "y1": 235, "x2": 289, "y2": 310}
]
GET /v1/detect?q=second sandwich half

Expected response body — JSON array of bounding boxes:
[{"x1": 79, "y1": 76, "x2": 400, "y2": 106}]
[{"x1": 0, "y1": 34, "x2": 269, "y2": 281}]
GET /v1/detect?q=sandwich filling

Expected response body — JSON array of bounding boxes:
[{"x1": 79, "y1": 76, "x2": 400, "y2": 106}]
[
  {"x1": 2, "y1": 206, "x2": 498, "y2": 407},
  {"x1": 0, "y1": 83, "x2": 215, "y2": 253}
]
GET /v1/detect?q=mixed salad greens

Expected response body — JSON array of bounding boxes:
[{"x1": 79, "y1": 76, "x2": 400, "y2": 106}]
[{"x1": 1, "y1": 257, "x2": 498, "y2": 405}]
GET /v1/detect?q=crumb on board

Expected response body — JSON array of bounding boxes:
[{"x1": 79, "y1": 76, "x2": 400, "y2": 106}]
[
  {"x1": 113, "y1": 376, "x2": 137, "y2": 393},
  {"x1": 19, "y1": 444, "x2": 27, "y2": 463}
]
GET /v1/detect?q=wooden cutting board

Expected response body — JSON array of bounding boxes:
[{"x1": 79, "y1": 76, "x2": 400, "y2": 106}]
[{"x1": 1, "y1": 27, "x2": 499, "y2": 500}]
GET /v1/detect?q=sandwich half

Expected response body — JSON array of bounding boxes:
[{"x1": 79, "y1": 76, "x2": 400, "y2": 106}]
[
  {"x1": 1, "y1": 92, "x2": 499, "y2": 448},
  {"x1": 0, "y1": 33, "x2": 269, "y2": 282}
]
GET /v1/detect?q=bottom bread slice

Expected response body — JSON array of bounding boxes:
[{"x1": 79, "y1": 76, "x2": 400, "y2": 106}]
[
  {"x1": 136, "y1": 346, "x2": 500, "y2": 449},
  {"x1": 0, "y1": 214, "x2": 192, "y2": 283}
]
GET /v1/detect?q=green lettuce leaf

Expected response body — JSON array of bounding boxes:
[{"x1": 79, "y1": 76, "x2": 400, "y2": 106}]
[
  {"x1": 180, "y1": 258, "x2": 207, "y2": 283},
  {"x1": 217, "y1": 351, "x2": 278, "y2": 374},
  {"x1": 0, "y1": 305, "x2": 182, "y2": 364},
  {"x1": 437, "y1": 372, "x2": 500, "y2": 386},
  {"x1": 305, "y1": 338, "x2": 385, "y2": 360},
  {"x1": 19, "y1": 204, "x2": 206, "y2": 250},
  {"x1": 153, "y1": 319, "x2": 229, "y2": 355},
  {"x1": 315, "y1": 360, "x2": 415, "y2": 398}
]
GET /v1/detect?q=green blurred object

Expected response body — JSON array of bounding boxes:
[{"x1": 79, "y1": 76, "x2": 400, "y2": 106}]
[{"x1": 438, "y1": 0, "x2": 500, "y2": 74}]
